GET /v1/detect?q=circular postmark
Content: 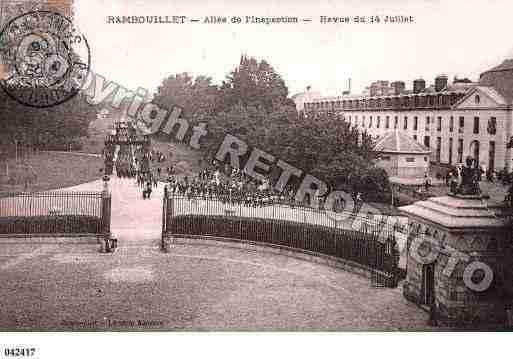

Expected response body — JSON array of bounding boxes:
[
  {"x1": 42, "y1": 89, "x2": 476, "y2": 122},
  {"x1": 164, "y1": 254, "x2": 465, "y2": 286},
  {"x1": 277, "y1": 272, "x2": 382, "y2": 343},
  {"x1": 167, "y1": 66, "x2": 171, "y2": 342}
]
[{"x1": 0, "y1": 10, "x2": 91, "y2": 108}]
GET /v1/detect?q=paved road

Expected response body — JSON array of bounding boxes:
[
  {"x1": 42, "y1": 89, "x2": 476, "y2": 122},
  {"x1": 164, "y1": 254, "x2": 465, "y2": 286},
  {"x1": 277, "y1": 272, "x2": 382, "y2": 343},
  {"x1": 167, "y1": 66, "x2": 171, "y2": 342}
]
[
  {"x1": 54, "y1": 175, "x2": 164, "y2": 247},
  {"x1": 0, "y1": 242, "x2": 431, "y2": 330}
]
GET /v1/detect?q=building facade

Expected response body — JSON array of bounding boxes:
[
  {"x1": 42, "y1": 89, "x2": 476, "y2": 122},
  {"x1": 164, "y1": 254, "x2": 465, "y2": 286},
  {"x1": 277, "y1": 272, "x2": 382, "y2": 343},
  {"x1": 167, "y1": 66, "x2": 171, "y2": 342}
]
[{"x1": 296, "y1": 60, "x2": 513, "y2": 172}]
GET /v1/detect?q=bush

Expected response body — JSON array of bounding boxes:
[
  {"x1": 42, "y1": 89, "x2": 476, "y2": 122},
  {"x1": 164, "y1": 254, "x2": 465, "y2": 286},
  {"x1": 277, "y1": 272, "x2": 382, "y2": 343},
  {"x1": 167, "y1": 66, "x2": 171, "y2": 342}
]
[{"x1": 0, "y1": 215, "x2": 102, "y2": 234}]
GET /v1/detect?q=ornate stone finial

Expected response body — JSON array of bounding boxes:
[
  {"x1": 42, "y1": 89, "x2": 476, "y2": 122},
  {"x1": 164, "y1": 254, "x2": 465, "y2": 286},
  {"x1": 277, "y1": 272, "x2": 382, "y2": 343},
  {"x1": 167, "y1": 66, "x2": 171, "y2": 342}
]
[
  {"x1": 102, "y1": 174, "x2": 111, "y2": 195},
  {"x1": 451, "y1": 156, "x2": 481, "y2": 197}
]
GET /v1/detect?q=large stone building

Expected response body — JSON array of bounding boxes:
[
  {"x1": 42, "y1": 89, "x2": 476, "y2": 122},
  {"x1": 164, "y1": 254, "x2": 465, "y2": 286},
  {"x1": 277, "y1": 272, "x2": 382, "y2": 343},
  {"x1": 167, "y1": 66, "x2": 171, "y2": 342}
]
[{"x1": 295, "y1": 59, "x2": 513, "y2": 173}]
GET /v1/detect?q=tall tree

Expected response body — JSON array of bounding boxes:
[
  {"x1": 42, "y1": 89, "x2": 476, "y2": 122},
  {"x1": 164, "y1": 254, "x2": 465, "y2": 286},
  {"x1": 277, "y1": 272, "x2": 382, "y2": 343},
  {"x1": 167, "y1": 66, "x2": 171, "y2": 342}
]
[
  {"x1": 0, "y1": 88, "x2": 99, "y2": 148},
  {"x1": 221, "y1": 55, "x2": 291, "y2": 113},
  {"x1": 153, "y1": 73, "x2": 221, "y2": 121}
]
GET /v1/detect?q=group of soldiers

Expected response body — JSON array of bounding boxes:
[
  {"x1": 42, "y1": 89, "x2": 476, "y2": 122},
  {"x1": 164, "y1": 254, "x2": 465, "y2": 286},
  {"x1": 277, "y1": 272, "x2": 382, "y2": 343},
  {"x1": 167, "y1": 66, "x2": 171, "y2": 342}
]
[
  {"x1": 165, "y1": 165, "x2": 297, "y2": 208},
  {"x1": 114, "y1": 149, "x2": 137, "y2": 178}
]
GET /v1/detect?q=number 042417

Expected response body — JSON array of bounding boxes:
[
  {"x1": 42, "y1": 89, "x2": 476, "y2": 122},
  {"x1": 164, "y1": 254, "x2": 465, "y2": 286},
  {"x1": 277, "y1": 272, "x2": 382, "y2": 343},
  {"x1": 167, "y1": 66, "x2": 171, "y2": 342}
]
[{"x1": 4, "y1": 348, "x2": 36, "y2": 357}]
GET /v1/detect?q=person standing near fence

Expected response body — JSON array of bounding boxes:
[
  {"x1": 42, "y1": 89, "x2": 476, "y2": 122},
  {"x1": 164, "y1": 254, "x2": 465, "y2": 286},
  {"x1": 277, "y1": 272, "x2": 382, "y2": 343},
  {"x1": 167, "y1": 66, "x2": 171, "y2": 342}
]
[{"x1": 424, "y1": 173, "x2": 431, "y2": 192}]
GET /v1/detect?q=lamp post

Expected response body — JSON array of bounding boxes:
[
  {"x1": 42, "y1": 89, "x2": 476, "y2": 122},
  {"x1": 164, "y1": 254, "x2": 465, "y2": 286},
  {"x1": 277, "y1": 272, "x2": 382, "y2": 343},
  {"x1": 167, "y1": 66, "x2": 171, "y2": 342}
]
[{"x1": 101, "y1": 174, "x2": 113, "y2": 253}]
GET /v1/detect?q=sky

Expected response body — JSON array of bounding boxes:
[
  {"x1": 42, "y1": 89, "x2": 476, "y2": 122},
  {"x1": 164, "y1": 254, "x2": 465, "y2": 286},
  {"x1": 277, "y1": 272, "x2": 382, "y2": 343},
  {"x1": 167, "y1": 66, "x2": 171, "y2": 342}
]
[{"x1": 75, "y1": 0, "x2": 513, "y2": 98}]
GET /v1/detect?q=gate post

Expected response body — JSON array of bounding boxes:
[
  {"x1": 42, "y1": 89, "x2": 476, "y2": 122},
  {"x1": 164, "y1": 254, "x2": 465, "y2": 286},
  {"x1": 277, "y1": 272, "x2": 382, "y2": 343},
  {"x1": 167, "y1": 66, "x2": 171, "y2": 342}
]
[
  {"x1": 161, "y1": 191, "x2": 173, "y2": 252},
  {"x1": 399, "y1": 191, "x2": 512, "y2": 329},
  {"x1": 100, "y1": 175, "x2": 112, "y2": 252}
]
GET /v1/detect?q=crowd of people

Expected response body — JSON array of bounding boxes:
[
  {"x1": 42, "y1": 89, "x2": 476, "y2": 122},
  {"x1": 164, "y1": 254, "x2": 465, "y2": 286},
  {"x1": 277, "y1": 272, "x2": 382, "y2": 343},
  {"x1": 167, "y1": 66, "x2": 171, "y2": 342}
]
[
  {"x1": 112, "y1": 146, "x2": 363, "y2": 211},
  {"x1": 164, "y1": 163, "x2": 297, "y2": 208}
]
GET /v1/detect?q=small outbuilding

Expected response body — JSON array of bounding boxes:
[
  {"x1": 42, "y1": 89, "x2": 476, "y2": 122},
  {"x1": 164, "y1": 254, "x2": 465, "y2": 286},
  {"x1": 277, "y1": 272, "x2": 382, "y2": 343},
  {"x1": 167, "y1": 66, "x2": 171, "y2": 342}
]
[{"x1": 374, "y1": 131, "x2": 431, "y2": 180}]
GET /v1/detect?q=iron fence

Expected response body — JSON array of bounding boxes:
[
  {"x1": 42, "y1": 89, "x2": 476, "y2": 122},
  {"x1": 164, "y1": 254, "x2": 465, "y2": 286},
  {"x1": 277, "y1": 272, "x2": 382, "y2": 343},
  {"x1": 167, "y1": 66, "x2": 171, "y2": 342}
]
[
  {"x1": 0, "y1": 191, "x2": 110, "y2": 236},
  {"x1": 163, "y1": 194, "x2": 402, "y2": 287}
]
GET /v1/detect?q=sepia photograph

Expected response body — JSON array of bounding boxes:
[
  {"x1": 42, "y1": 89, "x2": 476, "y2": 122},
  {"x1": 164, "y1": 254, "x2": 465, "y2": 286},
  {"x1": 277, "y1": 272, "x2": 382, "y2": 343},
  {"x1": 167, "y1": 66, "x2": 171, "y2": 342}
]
[{"x1": 0, "y1": 0, "x2": 512, "y2": 357}]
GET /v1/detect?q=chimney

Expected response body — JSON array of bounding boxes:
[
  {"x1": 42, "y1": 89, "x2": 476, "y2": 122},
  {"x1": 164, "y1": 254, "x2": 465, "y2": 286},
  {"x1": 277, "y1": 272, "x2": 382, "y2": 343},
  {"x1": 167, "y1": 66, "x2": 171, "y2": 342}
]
[
  {"x1": 435, "y1": 74, "x2": 448, "y2": 92},
  {"x1": 413, "y1": 78, "x2": 426, "y2": 94},
  {"x1": 391, "y1": 81, "x2": 405, "y2": 95}
]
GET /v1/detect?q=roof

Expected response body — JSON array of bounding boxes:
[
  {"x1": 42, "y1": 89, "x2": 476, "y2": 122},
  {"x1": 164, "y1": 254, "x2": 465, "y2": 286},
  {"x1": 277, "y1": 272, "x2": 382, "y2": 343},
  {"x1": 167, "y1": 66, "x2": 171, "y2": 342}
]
[
  {"x1": 481, "y1": 59, "x2": 513, "y2": 74},
  {"x1": 305, "y1": 89, "x2": 467, "y2": 104},
  {"x1": 374, "y1": 131, "x2": 431, "y2": 154},
  {"x1": 453, "y1": 85, "x2": 508, "y2": 107},
  {"x1": 479, "y1": 59, "x2": 513, "y2": 105},
  {"x1": 476, "y1": 86, "x2": 507, "y2": 105}
]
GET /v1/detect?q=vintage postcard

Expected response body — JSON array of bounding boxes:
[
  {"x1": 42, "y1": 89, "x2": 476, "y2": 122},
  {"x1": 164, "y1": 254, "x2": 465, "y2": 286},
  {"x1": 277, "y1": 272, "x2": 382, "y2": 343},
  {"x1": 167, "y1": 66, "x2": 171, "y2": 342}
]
[{"x1": 0, "y1": 0, "x2": 512, "y2": 357}]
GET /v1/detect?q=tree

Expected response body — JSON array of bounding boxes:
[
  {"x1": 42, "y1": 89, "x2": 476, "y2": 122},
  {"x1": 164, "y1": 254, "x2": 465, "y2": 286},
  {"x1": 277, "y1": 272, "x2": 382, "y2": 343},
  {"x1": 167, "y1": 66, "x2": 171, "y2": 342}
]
[
  {"x1": 220, "y1": 55, "x2": 291, "y2": 113},
  {"x1": 0, "y1": 87, "x2": 99, "y2": 149},
  {"x1": 152, "y1": 55, "x2": 389, "y2": 201},
  {"x1": 153, "y1": 73, "x2": 222, "y2": 121}
]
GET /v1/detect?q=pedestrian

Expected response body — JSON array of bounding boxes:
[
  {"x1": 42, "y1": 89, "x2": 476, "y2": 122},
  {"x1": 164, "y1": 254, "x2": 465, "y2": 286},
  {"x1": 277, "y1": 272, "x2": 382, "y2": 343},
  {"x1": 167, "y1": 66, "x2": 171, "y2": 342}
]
[
  {"x1": 424, "y1": 173, "x2": 431, "y2": 192},
  {"x1": 355, "y1": 192, "x2": 362, "y2": 213},
  {"x1": 146, "y1": 181, "x2": 153, "y2": 199}
]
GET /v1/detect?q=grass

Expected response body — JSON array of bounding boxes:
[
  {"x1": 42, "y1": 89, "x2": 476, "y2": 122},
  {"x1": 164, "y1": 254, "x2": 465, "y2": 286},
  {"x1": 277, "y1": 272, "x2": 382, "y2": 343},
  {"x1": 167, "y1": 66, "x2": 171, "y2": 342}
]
[{"x1": 0, "y1": 152, "x2": 104, "y2": 192}]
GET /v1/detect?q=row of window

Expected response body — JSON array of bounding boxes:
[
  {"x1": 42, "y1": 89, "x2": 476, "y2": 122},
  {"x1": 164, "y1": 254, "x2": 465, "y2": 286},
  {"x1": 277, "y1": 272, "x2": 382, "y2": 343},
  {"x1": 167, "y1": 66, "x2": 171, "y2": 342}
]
[
  {"x1": 345, "y1": 115, "x2": 497, "y2": 135},
  {"x1": 419, "y1": 136, "x2": 494, "y2": 167},
  {"x1": 305, "y1": 93, "x2": 465, "y2": 111}
]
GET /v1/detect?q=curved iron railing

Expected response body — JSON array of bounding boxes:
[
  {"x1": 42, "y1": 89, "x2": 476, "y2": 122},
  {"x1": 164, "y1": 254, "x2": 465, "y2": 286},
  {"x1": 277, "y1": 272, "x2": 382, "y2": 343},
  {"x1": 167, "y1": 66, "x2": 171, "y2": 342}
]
[{"x1": 163, "y1": 194, "x2": 402, "y2": 287}]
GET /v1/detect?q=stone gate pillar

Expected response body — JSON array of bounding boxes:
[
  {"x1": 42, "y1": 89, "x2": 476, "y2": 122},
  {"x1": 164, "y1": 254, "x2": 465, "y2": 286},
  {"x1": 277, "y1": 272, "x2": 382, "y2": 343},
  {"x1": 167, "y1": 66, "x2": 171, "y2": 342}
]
[{"x1": 399, "y1": 193, "x2": 513, "y2": 329}]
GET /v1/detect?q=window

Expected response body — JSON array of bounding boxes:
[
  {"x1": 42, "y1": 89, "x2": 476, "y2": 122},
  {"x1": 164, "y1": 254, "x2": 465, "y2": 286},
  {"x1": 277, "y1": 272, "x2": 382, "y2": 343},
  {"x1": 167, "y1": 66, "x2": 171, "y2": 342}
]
[
  {"x1": 414, "y1": 117, "x2": 418, "y2": 131},
  {"x1": 470, "y1": 140, "x2": 480, "y2": 164},
  {"x1": 369, "y1": 116, "x2": 373, "y2": 128},
  {"x1": 404, "y1": 116, "x2": 408, "y2": 130},
  {"x1": 436, "y1": 137, "x2": 441, "y2": 163},
  {"x1": 457, "y1": 139, "x2": 463, "y2": 163},
  {"x1": 475, "y1": 95, "x2": 480, "y2": 104},
  {"x1": 377, "y1": 116, "x2": 381, "y2": 128},
  {"x1": 459, "y1": 116, "x2": 464, "y2": 128},
  {"x1": 424, "y1": 157, "x2": 428, "y2": 162},
  {"x1": 394, "y1": 116, "x2": 398, "y2": 129},
  {"x1": 386, "y1": 116, "x2": 390, "y2": 129},
  {"x1": 437, "y1": 117, "x2": 442, "y2": 131},
  {"x1": 487, "y1": 117, "x2": 497, "y2": 135},
  {"x1": 413, "y1": 135, "x2": 418, "y2": 140},
  {"x1": 449, "y1": 138, "x2": 453, "y2": 165},
  {"x1": 473, "y1": 117, "x2": 479, "y2": 134},
  {"x1": 489, "y1": 141, "x2": 496, "y2": 171},
  {"x1": 425, "y1": 116, "x2": 430, "y2": 131},
  {"x1": 405, "y1": 157, "x2": 415, "y2": 163},
  {"x1": 449, "y1": 116, "x2": 454, "y2": 132},
  {"x1": 424, "y1": 136, "x2": 430, "y2": 148}
]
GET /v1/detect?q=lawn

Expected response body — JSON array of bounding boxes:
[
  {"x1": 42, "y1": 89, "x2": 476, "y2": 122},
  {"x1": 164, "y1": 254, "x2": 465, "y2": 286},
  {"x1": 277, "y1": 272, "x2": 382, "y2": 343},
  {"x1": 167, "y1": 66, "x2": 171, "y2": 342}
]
[{"x1": 0, "y1": 152, "x2": 104, "y2": 192}]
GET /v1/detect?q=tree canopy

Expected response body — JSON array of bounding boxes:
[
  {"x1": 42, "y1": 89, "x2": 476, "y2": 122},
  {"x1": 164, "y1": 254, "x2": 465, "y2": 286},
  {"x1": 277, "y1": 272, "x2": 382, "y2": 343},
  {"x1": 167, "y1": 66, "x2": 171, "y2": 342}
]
[
  {"x1": 153, "y1": 55, "x2": 387, "y2": 199},
  {"x1": 0, "y1": 88, "x2": 99, "y2": 149}
]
